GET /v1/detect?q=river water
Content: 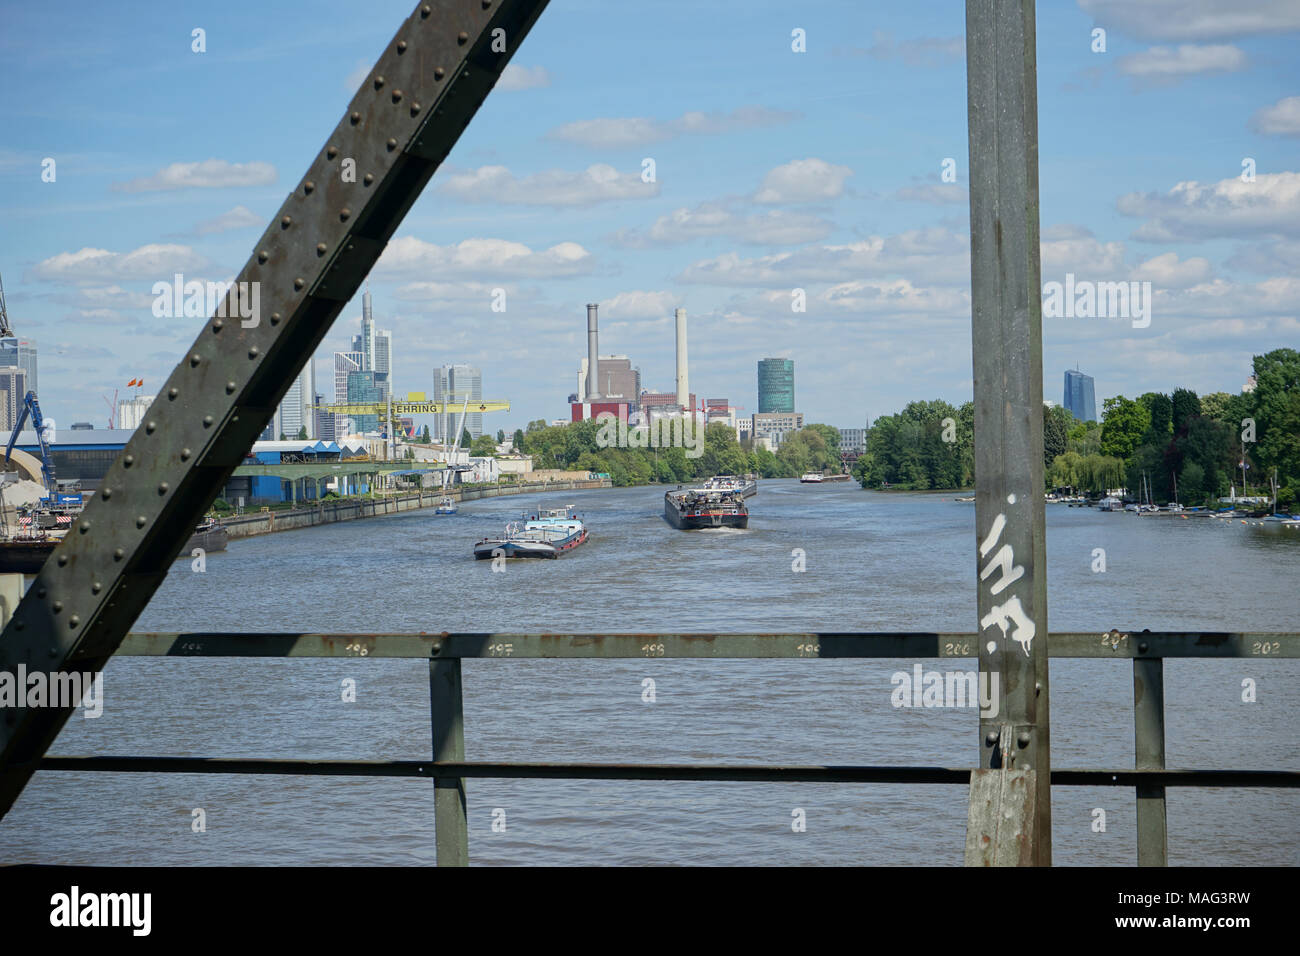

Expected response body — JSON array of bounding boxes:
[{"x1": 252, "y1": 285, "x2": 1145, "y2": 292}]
[{"x1": 3, "y1": 480, "x2": 1297, "y2": 865}]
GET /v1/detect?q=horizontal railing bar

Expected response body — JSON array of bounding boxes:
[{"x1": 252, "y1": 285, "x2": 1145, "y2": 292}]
[
  {"x1": 114, "y1": 632, "x2": 1300, "y2": 659},
  {"x1": 36, "y1": 757, "x2": 1300, "y2": 787}
]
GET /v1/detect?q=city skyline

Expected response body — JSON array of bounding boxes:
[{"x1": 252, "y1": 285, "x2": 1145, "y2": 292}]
[{"x1": 2, "y1": 1, "x2": 1295, "y2": 434}]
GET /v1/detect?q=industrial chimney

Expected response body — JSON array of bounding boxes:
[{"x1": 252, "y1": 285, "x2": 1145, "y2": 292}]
[
  {"x1": 585, "y1": 303, "x2": 601, "y2": 401},
  {"x1": 675, "y1": 307, "x2": 689, "y2": 412}
]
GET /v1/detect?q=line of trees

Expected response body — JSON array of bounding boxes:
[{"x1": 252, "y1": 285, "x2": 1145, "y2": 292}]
[
  {"x1": 514, "y1": 417, "x2": 846, "y2": 486},
  {"x1": 851, "y1": 349, "x2": 1299, "y2": 509}
]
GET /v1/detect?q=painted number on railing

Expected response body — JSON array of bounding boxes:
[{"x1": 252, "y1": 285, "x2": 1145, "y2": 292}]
[
  {"x1": 345, "y1": 642, "x2": 370, "y2": 657},
  {"x1": 796, "y1": 643, "x2": 820, "y2": 657},
  {"x1": 489, "y1": 642, "x2": 514, "y2": 657},
  {"x1": 1253, "y1": 641, "x2": 1281, "y2": 655},
  {"x1": 945, "y1": 642, "x2": 971, "y2": 656},
  {"x1": 641, "y1": 643, "x2": 665, "y2": 657}
]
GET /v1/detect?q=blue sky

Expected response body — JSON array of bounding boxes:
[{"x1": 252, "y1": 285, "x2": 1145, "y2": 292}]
[{"x1": 1, "y1": 0, "x2": 1297, "y2": 432}]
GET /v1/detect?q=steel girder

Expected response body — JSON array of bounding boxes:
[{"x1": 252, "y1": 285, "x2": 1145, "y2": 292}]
[{"x1": 0, "y1": 0, "x2": 551, "y2": 818}]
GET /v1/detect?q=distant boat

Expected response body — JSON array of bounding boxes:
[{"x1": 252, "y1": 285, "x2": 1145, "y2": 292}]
[
  {"x1": 800, "y1": 473, "x2": 824, "y2": 483},
  {"x1": 435, "y1": 495, "x2": 457, "y2": 515},
  {"x1": 473, "y1": 505, "x2": 588, "y2": 559},
  {"x1": 1098, "y1": 496, "x2": 1123, "y2": 512},
  {"x1": 664, "y1": 488, "x2": 748, "y2": 529},
  {"x1": 699, "y1": 475, "x2": 758, "y2": 497}
]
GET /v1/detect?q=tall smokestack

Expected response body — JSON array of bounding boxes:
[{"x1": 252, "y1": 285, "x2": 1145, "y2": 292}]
[
  {"x1": 586, "y1": 303, "x2": 601, "y2": 401},
  {"x1": 675, "y1": 307, "x2": 689, "y2": 412}
]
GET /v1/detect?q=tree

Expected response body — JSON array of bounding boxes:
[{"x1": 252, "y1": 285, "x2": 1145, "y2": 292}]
[
  {"x1": 420, "y1": 424, "x2": 431, "y2": 443},
  {"x1": 1099, "y1": 396, "x2": 1150, "y2": 461},
  {"x1": 469, "y1": 434, "x2": 497, "y2": 457},
  {"x1": 1043, "y1": 405, "x2": 1069, "y2": 469},
  {"x1": 526, "y1": 419, "x2": 547, "y2": 433},
  {"x1": 1249, "y1": 348, "x2": 1300, "y2": 503},
  {"x1": 513, "y1": 428, "x2": 525, "y2": 450},
  {"x1": 497, "y1": 429, "x2": 505, "y2": 443},
  {"x1": 297, "y1": 427, "x2": 308, "y2": 440},
  {"x1": 1170, "y1": 387, "x2": 1201, "y2": 436},
  {"x1": 278, "y1": 432, "x2": 287, "y2": 441},
  {"x1": 460, "y1": 427, "x2": 473, "y2": 449},
  {"x1": 1138, "y1": 392, "x2": 1172, "y2": 446}
]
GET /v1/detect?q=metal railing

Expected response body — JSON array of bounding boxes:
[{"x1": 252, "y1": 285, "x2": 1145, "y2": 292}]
[{"x1": 36, "y1": 630, "x2": 1300, "y2": 866}]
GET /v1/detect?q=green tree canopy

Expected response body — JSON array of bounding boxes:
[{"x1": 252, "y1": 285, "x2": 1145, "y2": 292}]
[{"x1": 1099, "y1": 396, "x2": 1150, "y2": 460}]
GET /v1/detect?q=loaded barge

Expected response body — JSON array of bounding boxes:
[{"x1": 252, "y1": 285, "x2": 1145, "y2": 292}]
[
  {"x1": 473, "y1": 505, "x2": 589, "y2": 559},
  {"x1": 664, "y1": 488, "x2": 749, "y2": 530}
]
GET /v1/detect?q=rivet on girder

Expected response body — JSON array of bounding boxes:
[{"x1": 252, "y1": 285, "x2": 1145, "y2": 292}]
[
  {"x1": 339, "y1": 208, "x2": 351, "y2": 222},
  {"x1": 212, "y1": 318, "x2": 224, "y2": 331},
  {"x1": 57, "y1": 555, "x2": 68, "y2": 566},
  {"x1": 327, "y1": 146, "x2": 339, "y2": 160},
  {"x1": 304, "y1": 181, "x2": 316, "y2": 195},
  {"x1": 316, "y1": 243, "x2": 328, "y2": 256},
  {"x1": 985, "y1": 731, "x2": 998, "y2": 746},
  {"x1": 158, "y1": 482, "x2": 169, "y2": 495},
  {"x1": 168, "y1": 388, "x2": 178, "y2": 399},
  {"x1": 123, "y1": 455, "x2": 134, "y2": 467},
  {"x1": 79, "y1": 521, "x2": 90, "y2": 534},
  {"x1": 249, "y1": 347, "x2": 260, "y2": 359},
  {"x1": 420, "y1": 5, "x2": 430, "y2": 18},
  {"x1": 181, "y1": 448, "x2": 192, "y2": 461},
  {"x1": 52, "y1": 601, "x2": 62, "y2": 612},
  {"x1": 113, "y1": 549, "x2": 124, "y2": 561},
  {"x1": 294, "y1": 278, "x2": 305, "y2": 290},
  {"x1": 387, "y1": 138, "x2": 397, "y2": 151},
  {"x1": 136, "y1": 516, "x2": 147, "y2": 528},
  {"x1": 350, "y1": 112, "x2": 362, "y2": 125},
  {"x1": 270, "y1": 312, "x2": 281, "y2": 326},
  {"x1": 1017, "y1": 732, "x2": 1031, "y2": 748},
  {"x1": 374, "y1": 75, "x2": 386, "y2": 89},
  {"x1": 482, "y1": 0, "x2": 492, "y2": 8},
  {"x1": 145, "y1": 421, "x2": 156, "y2": 434},
  {"x1": 364, "y1": 173, "x2": 375, "y2": 186},
  {"x1": 36, "y1": 587, "x2": 46, "y2": 598},
  {"x1": 190, "y1": 353, "x2": 202, "y2": 367},
  {"x1": 397, "y1": 40, "x2": 407, "y2": 53},
  {"x1": 203, "y1": 415, "x2": 214, "y2": 427},
  {"x1": 258, "y1": 251, "x2": 269, "y2": 263},
  {"x1": 92, "y1": 582, "x2": 102, "y2": 594},
  {"x1": 101, "y1": 488, "x2": 111, "y2": 500},
  {"x1": 225, "y1": 382, "x2": 236, "y2": 394},
  {"x1": 391, "y1": 90, "x2": 403, "y2": 103},
  {"x1": 69, "y1": 616, "x2": 80, "y2": 628},
  {"x1": 434, "y1": 67, "x2": 445, "y2": 80},
  {"x1": 281, "y1": 216, "x2": 293, "y2": 228},
  {"x1": 410, "y1": 102, "x2": 421, "y2": 117},
  {"x1": 458, "y1": 31, "x2": 469, "y2": 44}
]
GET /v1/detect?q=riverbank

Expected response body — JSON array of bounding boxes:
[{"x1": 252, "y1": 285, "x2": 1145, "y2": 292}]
[{"x1": 219, "y1": 477, "x2": 612, "y2": 540}]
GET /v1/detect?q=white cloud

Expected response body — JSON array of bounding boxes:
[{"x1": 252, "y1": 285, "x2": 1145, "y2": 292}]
[
  {"x1": 614, "y1": 202, "x2": 833, "y2": 247},
  {"x1": 31, "y1": 244, "x2": 211, "y2": 283},
  {"x1": 438, "y1": 164, "x2": 657, "y2": 206},
  {"x1": 1132, "y1": 252, "x2": 1213, "y2": 288},
  {"x1": 549, "y1": 106, "x2": 797, "y2": 148},
  {"x1": 1077, "y1": 0, "x2": 1300, "y2": 41},
  {"x1": 677, "y1": 228, "x2": 970, "y2": 287},
  {"x1": 1117, "y1": 44, "x2": 1246, "y2": 81},
  {"x1": 193, "y1": 205, "x2": 262, "y2": 236},
  {"x1": 1118, "y1": 171, "x2": 1300, "y2": 239},
  {"x1": 753, "y1": 158, "x2": 853, "y2": 204},
  {"x1": 497, "y1": 64, "x2": 550, "y2": 91},
  {"x1": 1040, "y1": 230, "x2": 1129, "y2": 276},
  {"x1": 112, "y1": 160, "x2": 277, "y2": 192},
  {"x1": 374, "y1": 236, "x2": 594, "y2": 279},
  {"x1": 1250, "y1": 96, "x2": 1300, "y2": 136},
  {"x1": 598, "y1": 290, "x2": 678, "y2": 320}
]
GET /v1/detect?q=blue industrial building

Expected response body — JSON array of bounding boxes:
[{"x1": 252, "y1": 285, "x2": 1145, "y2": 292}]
[{"x1": 1063, "y1": 369, "x2": 1096, "y2": 423}]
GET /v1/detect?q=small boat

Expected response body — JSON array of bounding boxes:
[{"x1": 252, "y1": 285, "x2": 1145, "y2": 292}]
[
  {"x1": 186, "y1": 517, "x2": 229, "y2": 555},
  {"x1": 474, "y1": 505, "x2": 588, "y2": 559},
  {"x1": 435, "y1": 495, "x2": 457, "y2": 515},
  {"x1": 1098, "y1": 496, "x2": 1123, "y2": 512},
  {"x1": 800, "y1": 473, "x2": 824, "y2": 483}
]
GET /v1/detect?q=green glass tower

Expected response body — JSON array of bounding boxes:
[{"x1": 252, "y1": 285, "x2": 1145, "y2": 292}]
[{"x1": 757, "y1": 358, "x2": 794, "y2": 413}]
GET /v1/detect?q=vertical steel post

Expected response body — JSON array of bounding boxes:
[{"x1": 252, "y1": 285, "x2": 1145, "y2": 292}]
[
  {"x1": 1133, "y1": 656, "x2": 1167, "y2": 866},
  {"x1": 430, "y1": 655, "x2": 469, "y2": 866},
  {"x1": 964, "y1": 0, "x2": 1051, "y2": 865}
]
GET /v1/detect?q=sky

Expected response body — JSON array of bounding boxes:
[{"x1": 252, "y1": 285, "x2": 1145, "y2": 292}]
[{"x1": 1, "y1": 0, "x2": 1297, "y2": 433}]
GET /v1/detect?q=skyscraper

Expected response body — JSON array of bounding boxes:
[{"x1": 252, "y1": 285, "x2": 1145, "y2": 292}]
[
  {"x1": 0, "y1": 337, "x2": 38, "y2": 396},
  {"x1": 757, "y1": 358, "x2": 794, "y2": 413},
  {"x1": 0, "y1": 367, "x2": 27, "y2": 432},
  {"x1": 1063, "y1": 369, "x2": 1096, "y2": 422},
  {"x1": 361, "y1": 289, "x2": 392, "y2": 401},
  {"x1": 346, "y1": 370, "x2": 381, "y2": 433},
  {"x1": 277, "y1": 360, "x2": 316, "y2": 440},
  {"x1": 433, "y1": 364, "x2": 483, "y2": 442},
  {"x1": 334, "y1": 351, "x2": 363, "y2": 405}
]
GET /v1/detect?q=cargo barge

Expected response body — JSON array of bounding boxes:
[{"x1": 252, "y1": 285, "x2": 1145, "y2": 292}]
[
  {"x1": 474, "y1": 505, "x2": 589, "y2": 559},
  {"x1": 664, "y1": 488, "x2": 749, "y2": 530},
  {"x1": 0, "y1": 518, "x2": 227, "y2": 573}
]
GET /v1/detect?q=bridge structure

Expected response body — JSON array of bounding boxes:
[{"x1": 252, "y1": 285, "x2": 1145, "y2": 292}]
[{"x1": 0, "y1": 0, "x2": 1296, "y2": 867}]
